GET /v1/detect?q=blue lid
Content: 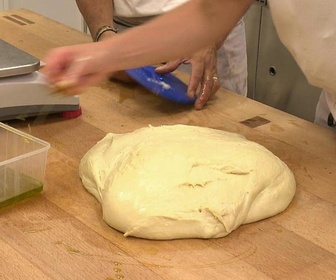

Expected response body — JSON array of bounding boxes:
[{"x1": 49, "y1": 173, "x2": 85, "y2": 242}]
[{"x1": 125, "y1": 65, "x2": 196, "y2": 104}]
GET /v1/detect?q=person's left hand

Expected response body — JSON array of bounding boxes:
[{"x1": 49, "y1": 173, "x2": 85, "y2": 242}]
[{"x1": 155, "y1": 45, "x2": 220, "y2": 110}]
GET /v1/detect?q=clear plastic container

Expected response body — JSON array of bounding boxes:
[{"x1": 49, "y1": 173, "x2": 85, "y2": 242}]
[{"x1": 0, "y1": 122, "x2": 50, "y2": 208}]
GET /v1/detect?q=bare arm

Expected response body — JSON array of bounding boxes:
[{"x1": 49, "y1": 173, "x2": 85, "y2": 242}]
[
  {"x1": 75, "y1": 0, "x2": 116, "y2": 41},
  {"x1": 44, "y1": 0, "x2": 254, "y2": 92},
  {"x1": 76, "y1": 0, "x2": 135, "y2": 83},
  {"x1": 101, "y1": 0, "x2": 253, "y2": 69}
]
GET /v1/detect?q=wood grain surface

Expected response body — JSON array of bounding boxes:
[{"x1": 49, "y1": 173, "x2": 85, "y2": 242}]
[{"x1": 0, "y1": 9, "x2": 335, "y2": 280}]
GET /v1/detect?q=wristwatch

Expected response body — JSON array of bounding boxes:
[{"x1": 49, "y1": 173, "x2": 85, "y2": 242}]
[{"x1": 94, "y1": 25, "x2": 118, "y2": 42}]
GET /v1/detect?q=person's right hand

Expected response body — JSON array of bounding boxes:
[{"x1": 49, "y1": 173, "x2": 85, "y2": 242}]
[{"x1": 44, "y1": 42, "x2": 114, "y2": 94}]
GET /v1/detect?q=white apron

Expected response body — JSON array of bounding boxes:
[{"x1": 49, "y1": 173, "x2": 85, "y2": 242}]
[{"x1": 113, "y1": 0, "x2": 189, "y2": 17}]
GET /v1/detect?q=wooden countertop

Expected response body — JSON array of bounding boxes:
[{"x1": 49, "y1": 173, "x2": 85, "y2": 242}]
[{"x1": 1, "y1": 9, "x2": 336, "y2": 280}]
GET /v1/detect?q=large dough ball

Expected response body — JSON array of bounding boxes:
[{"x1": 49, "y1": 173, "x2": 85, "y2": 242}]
[{"x1": 79, "y1": 125, "x2": 296, "y2": 240}]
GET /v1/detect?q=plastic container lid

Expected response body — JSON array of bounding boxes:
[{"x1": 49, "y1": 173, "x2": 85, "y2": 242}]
[{"x1": 125, "y1": 65, "x2": 196, "y2": 104}]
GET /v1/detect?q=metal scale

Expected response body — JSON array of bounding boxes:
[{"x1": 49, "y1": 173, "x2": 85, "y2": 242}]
[{"x1": 0, "y1": 39, "x2": 80, "y2": 121}]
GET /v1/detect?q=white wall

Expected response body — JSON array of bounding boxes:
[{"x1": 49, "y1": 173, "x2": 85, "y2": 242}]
[
  {"x1": 2, "y1": 0, "x2": 84, "y2": 31},
  {"x1": 0, "y1": 0, "x2": 5, "y2": 10}
]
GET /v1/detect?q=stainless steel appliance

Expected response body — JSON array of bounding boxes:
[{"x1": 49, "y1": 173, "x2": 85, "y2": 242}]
[{"x1": 0, "y1": 39, "x2": 80, "y2": 121}]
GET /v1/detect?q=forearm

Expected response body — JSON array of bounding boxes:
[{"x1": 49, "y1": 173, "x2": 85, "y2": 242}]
[
  {"x1": 75, "y1": 0, "x2": 115, "y2": 40},
  {"x1": 101, "y1": 0, "x2": 253, "y2": 71}
]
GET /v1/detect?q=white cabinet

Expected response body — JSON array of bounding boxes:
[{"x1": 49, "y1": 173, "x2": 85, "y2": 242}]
[{"x1": 1, "y1": 0, "x2": 84, "y2": 31}]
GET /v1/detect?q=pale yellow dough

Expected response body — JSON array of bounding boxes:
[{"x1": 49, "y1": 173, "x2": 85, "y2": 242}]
[{"x1": 79, "y1": 125, "x2": 296, "y2": 240}]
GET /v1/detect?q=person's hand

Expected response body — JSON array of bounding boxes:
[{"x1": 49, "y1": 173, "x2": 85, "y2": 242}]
[
  {"x1": 44, "y1": 42, "x2": 113, "y2": 94},
  {"x1": 155, "y1": 45, "x2": 221, "y2": 110}
]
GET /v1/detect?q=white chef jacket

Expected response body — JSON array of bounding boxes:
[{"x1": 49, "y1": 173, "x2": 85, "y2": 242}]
[
  {"x1": 113, "y1": 0, "x2": 189, "y2": 17},
  {"x1": 269, "y1": 0, "x2": 336, "y2": 128}
]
